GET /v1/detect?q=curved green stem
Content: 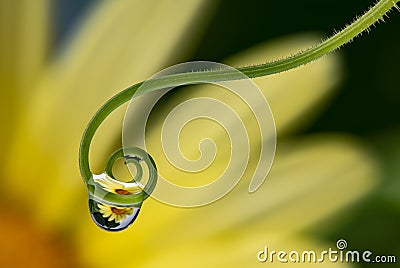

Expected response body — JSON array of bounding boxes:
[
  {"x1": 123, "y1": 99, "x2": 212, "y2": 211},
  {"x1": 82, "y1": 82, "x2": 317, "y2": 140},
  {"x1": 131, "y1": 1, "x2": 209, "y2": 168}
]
[
  {"x1": 240, "y1": 0, "x2": 400, "y2": 77},
  {"x1": 79, "y1": 0, "x2": 399, "y2": 205},
  {"x1": 79, "y1": 85, "x2": 142, "y2": 181}
]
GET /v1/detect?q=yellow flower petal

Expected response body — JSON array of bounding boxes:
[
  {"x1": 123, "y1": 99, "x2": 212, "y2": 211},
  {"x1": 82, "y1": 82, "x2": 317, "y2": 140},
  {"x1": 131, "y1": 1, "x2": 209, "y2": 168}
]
[
  {"x1": 145, "y1": 134, "x2": 379, "y2": 246},
  {"x1": 0, "y1": 0, "x2": 49, "y2": 164},
  {"x1": 75, "y1": 134, "x2": 380, "y2": 268},
  {"x1": 71, "y1": 33, "x2": 362, "y2": 268},
  {"x1": 0, "y1": 0, "x2": 49, "y2": 91},
  {"x1": 138, "y1": 235, "x2": 353, "y2": 268},
  {"x1": 3, "y1": 0, "x2": 214, "y2": 229},
  {"x1": 226, "y1": 33, "x2": 343, "y2": 135},
  {"x1": 93, "y1": 173, "x2": 142, "y2": 194},
  {"x1": 24, "y1": 0, "x2": 216, "y2": 174},
  {"x1": 108, "y1": 214, "x2": 116, "y2": 222}
]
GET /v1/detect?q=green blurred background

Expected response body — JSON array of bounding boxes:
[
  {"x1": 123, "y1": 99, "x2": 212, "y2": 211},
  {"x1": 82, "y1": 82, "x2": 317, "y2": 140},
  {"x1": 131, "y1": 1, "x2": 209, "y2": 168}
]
[{"x1": 1, "y1": 0, "x2": 399, "y2": 267}]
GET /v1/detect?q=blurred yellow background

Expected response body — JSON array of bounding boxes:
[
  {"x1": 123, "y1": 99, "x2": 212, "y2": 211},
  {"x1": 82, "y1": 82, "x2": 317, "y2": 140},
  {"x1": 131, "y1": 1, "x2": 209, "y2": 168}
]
[{"x1": 0, "y1": 0, "x2": 399, "y2": 267}]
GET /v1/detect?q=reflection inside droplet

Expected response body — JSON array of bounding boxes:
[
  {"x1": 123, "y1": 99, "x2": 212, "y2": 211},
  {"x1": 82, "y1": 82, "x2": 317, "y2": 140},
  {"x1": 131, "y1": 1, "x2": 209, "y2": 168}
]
[
  {"x1": 84, "y1": 147, "x2": 157, "y2": 231},
  {"x1": 89, "y1": 198, "x2": 141, "y2": 232},
  {"x1": 92, "y1": 172, "x2": 143, "y2": 195},
  {"x1": 87, "y1": 172, "x2": 143, "y2": 232}
]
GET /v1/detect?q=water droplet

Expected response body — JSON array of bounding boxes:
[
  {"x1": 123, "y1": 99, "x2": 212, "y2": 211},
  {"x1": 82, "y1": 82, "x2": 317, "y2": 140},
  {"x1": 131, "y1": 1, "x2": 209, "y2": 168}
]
[
  {"x1": 84, "y1": 147, "x2": 157, "y2": 231},
  {"x1": 89, "y1": 198, "x2": 141, "y2": 232},
  {"x1": 87, "y1": 172, "x2": 143, "y2": 232}
]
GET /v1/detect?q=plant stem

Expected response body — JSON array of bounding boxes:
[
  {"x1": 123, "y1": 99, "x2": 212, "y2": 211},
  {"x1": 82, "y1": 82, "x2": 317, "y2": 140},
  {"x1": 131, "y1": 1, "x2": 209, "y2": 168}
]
[{"x1": 79, "y1": 0, "x2": 399, "y2": 205}]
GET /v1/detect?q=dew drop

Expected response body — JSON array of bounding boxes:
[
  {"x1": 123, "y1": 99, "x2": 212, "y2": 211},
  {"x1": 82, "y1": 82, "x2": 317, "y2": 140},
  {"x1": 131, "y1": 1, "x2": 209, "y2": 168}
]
[
  {"x1": 87, "y1": 172, "x2": 143, "y2": 232},
  {"x1": 84, "y1": 147, "x2": 157, "y2": 231},
  {"x1": 89, "y1": 198, "x2": 141, "y2": 232}
]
